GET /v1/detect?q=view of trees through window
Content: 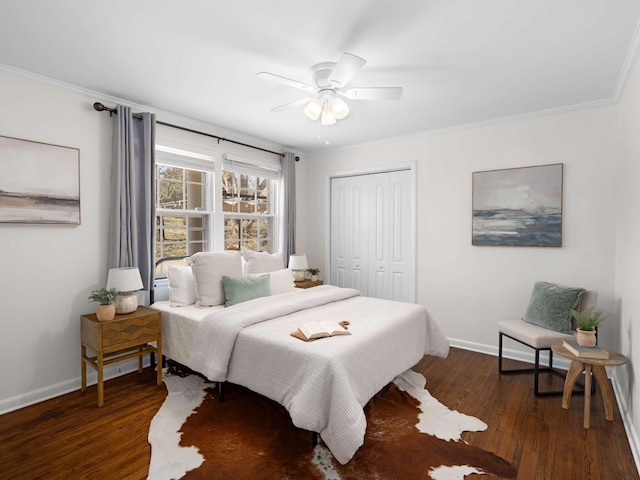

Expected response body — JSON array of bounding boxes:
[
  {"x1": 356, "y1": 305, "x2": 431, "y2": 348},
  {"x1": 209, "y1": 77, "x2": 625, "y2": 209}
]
[
  {"x1": 155, "y1": 164, "x2": 208, "y2": 272},
  {"x1": 222, "y1": 170, "x2": 273, "y2": 252},
  {"x1": 154, "y1": 160, "x2": 276, "y2": 276}
]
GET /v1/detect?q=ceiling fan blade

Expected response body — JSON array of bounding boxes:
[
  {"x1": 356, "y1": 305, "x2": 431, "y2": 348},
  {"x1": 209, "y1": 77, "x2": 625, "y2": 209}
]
[
  {"x1": 341, "y1": 87, "x2": 403, "y2": 100},
  {"x1": 270, "y1": 97, "x2": 311, "y2": 112},
  {"x1": 257, "y1": 72, "x2": 314, "y2": 92},
  {"x1": 327, "y1": 53, "x2": 366, "y2": 87}
]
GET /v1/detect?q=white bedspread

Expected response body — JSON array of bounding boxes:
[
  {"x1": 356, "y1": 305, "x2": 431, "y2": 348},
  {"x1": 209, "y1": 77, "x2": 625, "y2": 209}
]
[{"x1": 187, "y1": 285, "x2": 449, "y2": 464}]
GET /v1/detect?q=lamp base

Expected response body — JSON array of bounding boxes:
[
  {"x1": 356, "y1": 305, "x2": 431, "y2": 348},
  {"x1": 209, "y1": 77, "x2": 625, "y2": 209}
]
[
  {"x1": 115, "y1": 292, "x2": 138, "y2": 314},
  {"x1": 293, "y1": 270, "x2": 305, "y2": 282}
]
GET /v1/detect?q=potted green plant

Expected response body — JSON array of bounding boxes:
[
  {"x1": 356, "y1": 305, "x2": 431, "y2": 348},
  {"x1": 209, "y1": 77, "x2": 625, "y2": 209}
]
[
  {"x1": 570, "y1": 308, "x2": 605, "y2": 347},
  {"x1": 88, "y1": 288, "x2": 118, "y2": 321},
  {"x1": 306, "y1": 268, "x2": 321, "y2": 282}
]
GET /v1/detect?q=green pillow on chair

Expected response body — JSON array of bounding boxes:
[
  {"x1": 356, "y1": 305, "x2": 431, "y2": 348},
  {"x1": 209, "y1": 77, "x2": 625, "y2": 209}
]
[{"x1": 523, "y1": 281, "x2": 584, "y2": 333}]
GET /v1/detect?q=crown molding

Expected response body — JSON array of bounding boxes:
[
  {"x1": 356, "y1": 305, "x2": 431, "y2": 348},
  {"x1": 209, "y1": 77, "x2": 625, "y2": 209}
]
[
  {"x1": 307, "y1": 96, "x2": 617, "y2": 156},
  {"x1": 0, "y1": 63, "x2": 287, "y2": 156},
  {"x1": 613, "y1": 16, "x2": 640, "y2": 102}
]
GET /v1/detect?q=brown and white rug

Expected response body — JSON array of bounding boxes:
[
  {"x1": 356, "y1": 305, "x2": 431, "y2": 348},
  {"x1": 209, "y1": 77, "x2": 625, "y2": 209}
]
[{"x1": 147, "y1": 367, "x2": 517, "y2": 480}]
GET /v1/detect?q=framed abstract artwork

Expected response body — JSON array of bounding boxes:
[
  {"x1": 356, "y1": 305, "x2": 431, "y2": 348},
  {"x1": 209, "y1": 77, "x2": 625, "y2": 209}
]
[
  {"x1": 472, "y1": 163, "x2": 563, "y2": 247},
  {"x1": 0, "y1": 135, "x2": 80, "y2": 225}
]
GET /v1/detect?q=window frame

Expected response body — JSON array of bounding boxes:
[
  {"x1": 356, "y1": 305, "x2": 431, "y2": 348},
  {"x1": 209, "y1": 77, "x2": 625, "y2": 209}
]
[
  {"x1": 154, "y1": 147, "x2": 216, "y2": 278},
  {"x1": 153, "y1": 143, "x2": 282, "y2": 279},
  {"x1": 222, "y1": 167, "x2": 277, "y2": 253}
]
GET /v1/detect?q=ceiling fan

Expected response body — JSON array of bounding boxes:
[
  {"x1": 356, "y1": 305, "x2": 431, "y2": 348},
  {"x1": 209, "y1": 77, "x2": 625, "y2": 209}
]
[{"x1": 257, "y1": 53, "x2": 403, "y2": 126}]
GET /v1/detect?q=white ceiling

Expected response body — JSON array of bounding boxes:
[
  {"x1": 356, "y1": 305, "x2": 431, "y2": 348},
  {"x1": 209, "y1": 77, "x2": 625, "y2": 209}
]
[{"x1": 1, "y1": 0, "x2": 639, "y2": 154}]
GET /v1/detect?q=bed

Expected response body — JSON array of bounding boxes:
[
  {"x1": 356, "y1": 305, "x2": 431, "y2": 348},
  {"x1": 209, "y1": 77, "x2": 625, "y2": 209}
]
[{"x1": 152, "y1": 252, "x2": 449, "y2": 464}]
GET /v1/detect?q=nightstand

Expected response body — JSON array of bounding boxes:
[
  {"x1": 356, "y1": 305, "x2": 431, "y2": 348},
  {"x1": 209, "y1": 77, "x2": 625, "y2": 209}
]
[
  {"x1": 81, "y1": 305, "x2": 162, "y2": 407},
  {"x1": 294, "y1": 279, "x2": 324, "y2": 289}
]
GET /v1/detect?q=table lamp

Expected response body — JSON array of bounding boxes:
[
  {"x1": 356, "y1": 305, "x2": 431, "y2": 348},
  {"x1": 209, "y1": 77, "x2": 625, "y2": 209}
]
[
  {"x1": 288, "y1": 254, "x2": 308, "y2": 282},
  {"x1": 106, "y1": 267, "x2": 144, "y2": 314}
]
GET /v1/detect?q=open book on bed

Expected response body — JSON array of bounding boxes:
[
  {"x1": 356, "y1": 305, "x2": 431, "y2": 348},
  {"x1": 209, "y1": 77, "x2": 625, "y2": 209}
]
[{"x1": 298, "y1": 321, "x2": 351, "y2": 341}]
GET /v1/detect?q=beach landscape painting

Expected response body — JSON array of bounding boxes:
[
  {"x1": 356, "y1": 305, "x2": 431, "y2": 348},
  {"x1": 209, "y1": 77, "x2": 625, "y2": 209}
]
[
  {"x1": 472, "y1": 164, "x2": 563, "y2": 247},
  {"x1": 0, "y1": 136, "x2": 80, "y2": 225}
]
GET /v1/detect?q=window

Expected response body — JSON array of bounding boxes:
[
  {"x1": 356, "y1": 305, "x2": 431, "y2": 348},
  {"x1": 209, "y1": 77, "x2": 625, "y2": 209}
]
[
  {"x1": 222, "y1": 170, "x2": 275, "y2": 252},
  {"x1": 155, "y1": 165, "x2": 208, "y2": 256},
  {"x1": 154, "y1": 147, "x2": 214, "y2": 277},
  {"x1": 153, "y1": 143, "x2": 281, "y2": 278}
]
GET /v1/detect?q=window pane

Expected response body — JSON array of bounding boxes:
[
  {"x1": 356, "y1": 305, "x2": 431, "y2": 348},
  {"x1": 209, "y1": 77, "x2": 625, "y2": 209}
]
[
  {"x1": 157, "y1": 165, "x2": 206, "y2": 210},
  {"x1": 155, "y1": 214, "x2": 207, "y2": 266},
  {"x1": 222, "y1": 169, "x2": 276, "y2": 253},
  {"x1": 257, "y1": 219, "x2": 268, "y2": 238},
  {"x1": 223, "y1": 198, "x2": 238, "y2": 213},
  {"x1": 256, "y1": 198, "x2": 268, "y2": 214},
  {"x1": 242, "y1": 239, "x2": 258, "y2": 251},
  {"x1": 162, "y1": 216, "x2": 187, "y2": 242},
  {"x1": 224, "y1": 218, "x2": 240, "y2": 241},
  {"x1": 239, "y1": 200, "x2": 254, "y2": 213},
  {"x1": 225, "y1": 240, "x2": 240, "y2": 251},
  {"x1": 241, "y1": 218, "x2": 256, "y2": 237}
]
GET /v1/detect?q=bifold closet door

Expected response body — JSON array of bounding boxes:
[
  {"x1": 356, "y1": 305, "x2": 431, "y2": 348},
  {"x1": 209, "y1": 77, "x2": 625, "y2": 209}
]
[
  {"x1": 330, "y1": 170, "x2": 414, "y2": 302},
  {"x1": 330, "y1": 175, "x2": 370, "y2": 295}
]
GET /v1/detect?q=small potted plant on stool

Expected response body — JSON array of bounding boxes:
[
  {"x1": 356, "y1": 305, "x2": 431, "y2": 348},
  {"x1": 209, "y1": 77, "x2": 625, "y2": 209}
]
[{"x1": 570, "y1": 308, "x2": 605, "y2": 347}]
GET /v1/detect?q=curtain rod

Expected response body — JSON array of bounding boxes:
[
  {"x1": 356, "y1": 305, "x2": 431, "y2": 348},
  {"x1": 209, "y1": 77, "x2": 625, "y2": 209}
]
[{"x1": 93, "y1": 102, "x2": 285, "y2": 158}]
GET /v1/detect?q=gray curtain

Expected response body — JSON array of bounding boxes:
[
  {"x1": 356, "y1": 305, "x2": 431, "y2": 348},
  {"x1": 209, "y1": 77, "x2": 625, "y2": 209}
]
[
  {"x1": 108, "y1": 105, "x2": 156, "y2": 293},
  {"x1": 279, "y1": 152, "x2": 296, "y2": 263}
]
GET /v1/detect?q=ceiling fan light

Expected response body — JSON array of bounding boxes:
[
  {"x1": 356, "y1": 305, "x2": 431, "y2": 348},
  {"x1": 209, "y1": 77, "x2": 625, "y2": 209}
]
[
  {"x1": 321, "y1": 106, "x2": 336, "y2": 125},
  {"x1": 304, "y1": 98, "x2": 322, "y2": 120},
  {"x1": 331, "y1": 97, "x2": 350, "y2": 120}
]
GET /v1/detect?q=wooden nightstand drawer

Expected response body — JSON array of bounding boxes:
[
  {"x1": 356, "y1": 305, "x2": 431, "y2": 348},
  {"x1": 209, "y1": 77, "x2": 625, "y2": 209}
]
[
  {"x1": 101, "y1": 316, "x2": 160, "y2": 350},
  {"x1": 81, "y1": 305, "x2": 162, "y2": 407}
]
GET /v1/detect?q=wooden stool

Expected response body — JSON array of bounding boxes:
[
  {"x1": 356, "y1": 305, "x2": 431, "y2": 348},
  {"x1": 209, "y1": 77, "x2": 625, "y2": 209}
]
[{"x1": 551, "y1": 343, "x2": 628, "y2": 428}]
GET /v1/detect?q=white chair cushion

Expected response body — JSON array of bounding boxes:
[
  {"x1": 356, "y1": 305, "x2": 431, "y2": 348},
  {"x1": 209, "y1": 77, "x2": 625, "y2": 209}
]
[{"x1": 498, "y1": 319, "x2": 576, "y2": 349}]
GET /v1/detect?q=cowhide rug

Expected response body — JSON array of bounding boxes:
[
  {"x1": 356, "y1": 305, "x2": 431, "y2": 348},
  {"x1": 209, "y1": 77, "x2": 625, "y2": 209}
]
[{"x1": 147, "y1": 367, "x2": 517, "y2": 480}]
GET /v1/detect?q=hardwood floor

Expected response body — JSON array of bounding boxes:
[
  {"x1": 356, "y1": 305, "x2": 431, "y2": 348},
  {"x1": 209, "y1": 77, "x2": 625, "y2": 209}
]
[{"x1": 0, "y1": 348, "x2": 637, "y2": 479}]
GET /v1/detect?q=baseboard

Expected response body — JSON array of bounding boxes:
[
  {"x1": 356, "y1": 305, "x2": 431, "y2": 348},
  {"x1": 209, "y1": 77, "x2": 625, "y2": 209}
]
[
  {"x1": 612, "y1": 375, "x2": 640, "y2": 475},
  {"x1": 0, "y1": 357, "x2": 153, "y2": 415},
  {"x1": 448, "y1": 337, "x2": 575, "y2": 370},
  {"x1": 448, "y1": 337, "x2": 640, "y2": 477}
]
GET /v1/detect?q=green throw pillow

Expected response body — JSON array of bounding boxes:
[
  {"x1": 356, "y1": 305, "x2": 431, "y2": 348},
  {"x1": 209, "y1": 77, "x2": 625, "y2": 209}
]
[
  {"x1": 222, "y1": 275, "x2": 271, "y2": 307},
  {"x1": 523, "y1": 282, "x2": 584, "y2": 333}
]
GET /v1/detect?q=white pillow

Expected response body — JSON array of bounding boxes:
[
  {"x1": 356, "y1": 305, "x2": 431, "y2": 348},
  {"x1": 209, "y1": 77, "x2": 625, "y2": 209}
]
[
  {"x1": 188, "y1": 251, "x2": 243, "y2": 307},
  {"x1": 243, "y1": 251, "x2": 285, "y2": 274},
  {"x1": 248, "y1": 268, "x2": 296, "y2": 295},
  {"x1": 167, "y1": 265, "x2": 196, "y2": 307}
]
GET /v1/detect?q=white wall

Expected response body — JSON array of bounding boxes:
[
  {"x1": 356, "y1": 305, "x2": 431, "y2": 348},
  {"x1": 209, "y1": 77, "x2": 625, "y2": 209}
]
[
  {"x1": 303, "y1": 106, "x2": 619, "y2": 348},
  {"x1": 0, "y1": 71, "x2": 113, "y2": 411},
  {"x1": 302, "y1": 78, "x2": 637, "y2": 455},
  {"x1": 0, "y1": 69, "x2": 285, "y2": 413},
  {"x1": 616, "y1": 55, "x2": 640, "y2": 461}
]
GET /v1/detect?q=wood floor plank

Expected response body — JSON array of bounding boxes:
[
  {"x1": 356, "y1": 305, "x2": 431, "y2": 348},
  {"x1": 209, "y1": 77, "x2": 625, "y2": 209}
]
[{"x1": 0, "y1": 348, "x2": 637, "y2": 479}]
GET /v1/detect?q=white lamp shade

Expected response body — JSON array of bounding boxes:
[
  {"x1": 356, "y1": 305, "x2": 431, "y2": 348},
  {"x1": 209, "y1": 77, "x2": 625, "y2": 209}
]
[
  {"x1": 288, "y1": 254, "x2": 308, "y2": 271},
  {"x1": 304, "y1": 98, "x2": 323, "y2": 120},
  {"x1": 320, "y1": 104, "x2": 336, "y2": 125},
  {"x1": 331, "y1": 97, "x2": 350, "y2": 120},
  {"x1": 106, "y1": 267, "x2": 143, "y2": 293}
]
